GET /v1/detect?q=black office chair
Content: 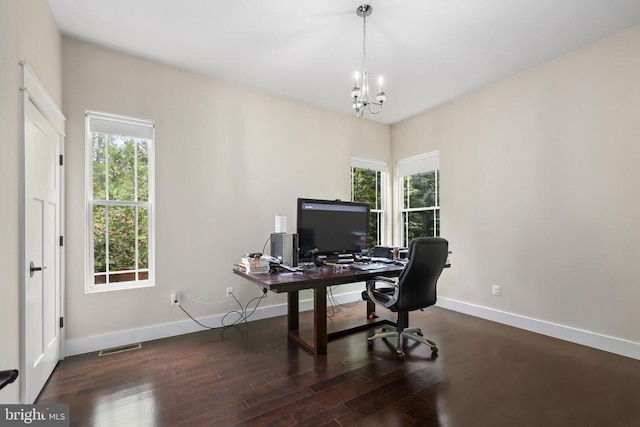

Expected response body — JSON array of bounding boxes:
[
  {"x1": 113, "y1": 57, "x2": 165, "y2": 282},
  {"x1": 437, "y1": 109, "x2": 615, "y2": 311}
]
[{"x1": 363, "y1": 237, "x2": 448, "y2": 357}]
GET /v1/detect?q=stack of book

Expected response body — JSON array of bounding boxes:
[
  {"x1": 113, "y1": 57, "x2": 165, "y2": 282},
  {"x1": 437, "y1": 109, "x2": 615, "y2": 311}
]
[{"x1": 237, "y1": 257, "x2": 270, "y2": 274}]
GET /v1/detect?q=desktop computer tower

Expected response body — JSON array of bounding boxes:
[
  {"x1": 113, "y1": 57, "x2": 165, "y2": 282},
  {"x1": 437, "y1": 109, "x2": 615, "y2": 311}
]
[{"x1": 270, "y1": 233, "x2": 298, "y2": 267}]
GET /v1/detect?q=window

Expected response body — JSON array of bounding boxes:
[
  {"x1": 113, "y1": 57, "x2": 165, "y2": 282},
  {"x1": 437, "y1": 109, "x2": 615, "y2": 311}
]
[
  {"x1": 86, "y1": 112, "x2": 155, "y2": 292},
  {"x1": 398, "y1": 151, "x2": 440, "y2": 247},
  {"x1": 351, "y1": 157, "x2": 388, "y2": 252}
]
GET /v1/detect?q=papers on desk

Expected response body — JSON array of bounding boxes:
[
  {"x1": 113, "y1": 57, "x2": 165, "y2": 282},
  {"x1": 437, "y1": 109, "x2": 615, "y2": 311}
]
[
  {"x1": 370, "y1": 257, "x2": 395, "y2": 263},
  {"x1": 277, "y1": 264, "x2": 301, "y2": 272},
  {"x1": 237, "y1": 257, "x2": 270, "y2": 273},
  {"x1": 349, "y1": 263, "x2": 387, "y2": 271}
]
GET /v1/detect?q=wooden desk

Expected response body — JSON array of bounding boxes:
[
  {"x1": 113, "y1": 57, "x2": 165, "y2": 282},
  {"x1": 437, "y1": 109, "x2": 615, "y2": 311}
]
[{"x1": 233, "y1": 264, "x2": 405, "y2": 354}]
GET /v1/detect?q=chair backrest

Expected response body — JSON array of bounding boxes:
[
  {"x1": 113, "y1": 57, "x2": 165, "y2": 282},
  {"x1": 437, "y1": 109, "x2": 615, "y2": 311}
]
[{"x1": 395, "y1": 237, "x2": 449, "y2": 312}]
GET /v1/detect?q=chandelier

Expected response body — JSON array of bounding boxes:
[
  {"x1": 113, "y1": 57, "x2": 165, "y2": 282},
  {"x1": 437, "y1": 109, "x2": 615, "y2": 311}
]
[{"x1": 351, "y1": 4, "x2": 386, "y2": 118}]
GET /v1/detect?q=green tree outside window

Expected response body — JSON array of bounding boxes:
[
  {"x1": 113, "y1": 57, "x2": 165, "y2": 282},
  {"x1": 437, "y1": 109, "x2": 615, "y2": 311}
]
[
  {"x1": 351, "y1": 166, "x2": 385, "y2": 253},
  {"x1": 401, "y1": 170, "x2": 440, "y2": 246},
  {"x1": 91, "y1": 130, "x2": 151, "y2": 285}
]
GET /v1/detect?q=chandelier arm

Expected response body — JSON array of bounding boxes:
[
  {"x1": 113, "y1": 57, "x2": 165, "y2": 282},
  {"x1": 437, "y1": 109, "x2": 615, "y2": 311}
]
[{"x1": 367, "y1": 102, "x2": 383, "y2": 114}]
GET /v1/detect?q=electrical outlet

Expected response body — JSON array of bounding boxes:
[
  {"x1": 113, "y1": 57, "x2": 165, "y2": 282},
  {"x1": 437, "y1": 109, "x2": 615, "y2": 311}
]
[
  {"x1": 226, "y1": 287, "x2": 233, "y2": 298},
  {"x1": 492, "y1": 285, "x2": 501, "y2": 296},
  {"x1": 170, "y1": 292, "x2": 181, "y2": 305}
]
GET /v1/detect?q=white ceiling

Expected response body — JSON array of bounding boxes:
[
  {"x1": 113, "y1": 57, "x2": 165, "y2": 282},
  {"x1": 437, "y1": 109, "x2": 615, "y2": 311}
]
[{"x1": 47, "y1": 0, "x2": 640, "y2": 124}]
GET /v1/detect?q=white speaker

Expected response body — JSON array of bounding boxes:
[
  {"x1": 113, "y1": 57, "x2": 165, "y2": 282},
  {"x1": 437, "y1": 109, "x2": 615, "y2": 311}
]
[{"x1": 274, "y1": 215, "x2": 287, "y2": 233}]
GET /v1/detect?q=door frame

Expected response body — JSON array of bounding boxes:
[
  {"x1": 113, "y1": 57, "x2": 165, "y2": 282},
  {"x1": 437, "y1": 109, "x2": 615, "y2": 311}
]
[{"x1": 19, "y1": 62, "x2": 66, "y2": 403}]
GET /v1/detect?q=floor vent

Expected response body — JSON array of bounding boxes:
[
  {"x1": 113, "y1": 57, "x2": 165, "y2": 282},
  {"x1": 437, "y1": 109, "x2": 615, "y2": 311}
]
[{"x1": 98, "y1": 343, "x2": 142, "y2": 356}]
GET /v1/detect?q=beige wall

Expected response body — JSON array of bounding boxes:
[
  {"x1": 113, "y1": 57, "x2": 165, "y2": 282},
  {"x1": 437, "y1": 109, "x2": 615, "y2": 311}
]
[
  {"x1": 392, "y1": 24, "x2": 640, "y2": 343},
  {"x1": 62, "y1": 37, "x2": 390, "y2": 343},
  {"x1": 0, "y1": 0, "x2": 61, "y2": 404}
]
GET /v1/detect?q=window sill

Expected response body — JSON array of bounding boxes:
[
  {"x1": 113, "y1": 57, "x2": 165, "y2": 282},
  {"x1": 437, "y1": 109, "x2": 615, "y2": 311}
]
[{"x1": 85, "y1": 280, "x2": 155, "y2": 294}]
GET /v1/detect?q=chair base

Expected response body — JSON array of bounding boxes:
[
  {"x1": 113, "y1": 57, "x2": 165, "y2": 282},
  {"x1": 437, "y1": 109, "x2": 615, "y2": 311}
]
[{"x1": 368, "y1": 327, "x2": 438, "y2": 357}]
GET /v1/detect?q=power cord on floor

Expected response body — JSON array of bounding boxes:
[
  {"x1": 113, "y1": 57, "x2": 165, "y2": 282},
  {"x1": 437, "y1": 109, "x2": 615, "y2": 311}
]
[
  {"x1": 327, "y1": 286, "x2": 360, "y2": 318},
  {"x1": 177, "y1": 286, "x2": 268, "y2": 330},
  {"x1": 178, "y1": 304, "x2": 216, "y2": 330},
  {"x1": 221, "y1": 290, "x2": 267, "y2": 327}
]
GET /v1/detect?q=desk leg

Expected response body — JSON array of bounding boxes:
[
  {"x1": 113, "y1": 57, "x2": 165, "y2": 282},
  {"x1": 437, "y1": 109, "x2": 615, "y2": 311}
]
[
  {"x1": 314, "y1": 287, "x2": 327, "y2": 355},
  {"x1": 286, "y1": 288, "x2": 327, "y2": 355},
  {"x1": 288, "y1": 291, "x2": 299, "y2": 332}
]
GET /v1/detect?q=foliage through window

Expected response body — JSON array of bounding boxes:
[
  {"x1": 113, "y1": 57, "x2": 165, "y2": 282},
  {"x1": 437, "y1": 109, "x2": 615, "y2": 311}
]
[
  {"x1": 399, "y1": 152, "x2": 440, "y2": 247},
  {"x1": 87, "y1": 112, "x2": 154, "y2": 291},
  {"x1": 351, "y1": 158, "x2": 387, "y2": 253}
]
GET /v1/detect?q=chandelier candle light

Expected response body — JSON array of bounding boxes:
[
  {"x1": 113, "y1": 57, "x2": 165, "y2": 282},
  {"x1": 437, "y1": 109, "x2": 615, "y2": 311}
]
[{"x1": 351, "y1": 4, "x2": 386, "y2": 117}]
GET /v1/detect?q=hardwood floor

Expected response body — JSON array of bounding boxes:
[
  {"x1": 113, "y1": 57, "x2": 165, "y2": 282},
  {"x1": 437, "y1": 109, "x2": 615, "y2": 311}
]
[{"x1": 38, "y1": 303, "x2": 640, "y2": 426}]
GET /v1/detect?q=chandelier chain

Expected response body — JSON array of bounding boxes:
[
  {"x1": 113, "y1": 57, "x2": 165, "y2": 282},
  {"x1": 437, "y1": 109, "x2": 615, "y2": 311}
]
[{"x1": 362, "y1": 12, "x2": 367, "y2": 74}]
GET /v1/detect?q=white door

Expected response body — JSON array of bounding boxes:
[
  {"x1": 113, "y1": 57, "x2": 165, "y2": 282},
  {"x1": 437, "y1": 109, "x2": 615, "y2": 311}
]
[{"x1": 22, "y1": 97, "x2": 62, "y2": 403}]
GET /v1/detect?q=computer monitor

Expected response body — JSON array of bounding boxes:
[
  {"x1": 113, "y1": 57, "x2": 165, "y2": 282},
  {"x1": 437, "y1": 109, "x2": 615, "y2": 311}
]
[{"x1": 297, "y1": 198, "x2": 370, "y2": 259}]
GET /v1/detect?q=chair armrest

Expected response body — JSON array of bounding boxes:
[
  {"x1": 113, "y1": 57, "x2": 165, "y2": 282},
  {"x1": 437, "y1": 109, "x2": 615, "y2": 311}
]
[
  {"x1": 368, "y1": 276, "x2": 396, "y2": 285},
  {"x1": 365, "y1": 277, "x2": 398, "y2": 308}
]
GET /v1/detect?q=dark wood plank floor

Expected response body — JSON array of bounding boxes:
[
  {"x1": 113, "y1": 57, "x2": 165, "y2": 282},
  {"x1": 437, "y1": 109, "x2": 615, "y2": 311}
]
[{"x1": 38, "y1": 303, "x2": 640, "y2": 426}]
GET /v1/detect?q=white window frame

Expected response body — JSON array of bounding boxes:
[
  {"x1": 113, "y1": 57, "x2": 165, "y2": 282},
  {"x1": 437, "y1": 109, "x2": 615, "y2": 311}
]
[
  {"x1": 351, "y1": 156, "x2": 389, "y2": 247},
  {"x1": 85, "y1": 111, "x2": 155, "y2": 293},
  {"x1": 397, "y1": 151, "x2": 440, "y2": 247}
]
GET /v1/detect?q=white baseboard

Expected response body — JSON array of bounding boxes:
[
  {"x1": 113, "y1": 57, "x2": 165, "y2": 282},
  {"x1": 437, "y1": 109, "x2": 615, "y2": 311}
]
[
  {"x1": 436, "y1": 297, "x2": 640, "y2": 360},
  {"x1": 64, "y1": 290, "x2": 362, "y2": 357},
  {"x1": 65, "y1": 292, "x2": 640, "y2": 361}
]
